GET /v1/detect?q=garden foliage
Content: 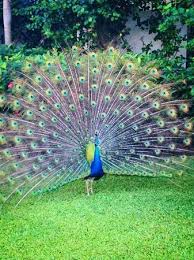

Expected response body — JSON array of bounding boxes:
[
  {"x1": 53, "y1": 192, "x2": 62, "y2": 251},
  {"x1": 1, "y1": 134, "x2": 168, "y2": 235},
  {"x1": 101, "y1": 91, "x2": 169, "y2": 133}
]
[{"x1": 0, "y1": 0, "x2": 193, "y2": 103}]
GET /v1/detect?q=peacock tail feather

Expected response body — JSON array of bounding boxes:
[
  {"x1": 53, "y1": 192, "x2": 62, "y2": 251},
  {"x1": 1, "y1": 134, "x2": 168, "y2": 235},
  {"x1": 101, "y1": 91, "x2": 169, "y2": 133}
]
[{"x1": 0, "y1": 46, "x2": 193, "y2": 205}]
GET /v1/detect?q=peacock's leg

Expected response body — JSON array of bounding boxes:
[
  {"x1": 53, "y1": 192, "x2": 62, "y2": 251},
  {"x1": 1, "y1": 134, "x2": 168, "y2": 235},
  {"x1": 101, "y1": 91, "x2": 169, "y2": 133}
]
[
  {"x1": 90, "y1": 179, "x2": 94, "y2": 194},
  {"x1": 85, "y1": 180, "x2": 90, "y2": 196}
]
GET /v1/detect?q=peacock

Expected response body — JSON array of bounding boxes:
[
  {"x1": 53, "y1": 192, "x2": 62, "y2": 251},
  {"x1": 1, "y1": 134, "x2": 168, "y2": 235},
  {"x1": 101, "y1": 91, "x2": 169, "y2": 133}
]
[{"x1": 0, "y1": 46, "x2": 193, "y2": 205}]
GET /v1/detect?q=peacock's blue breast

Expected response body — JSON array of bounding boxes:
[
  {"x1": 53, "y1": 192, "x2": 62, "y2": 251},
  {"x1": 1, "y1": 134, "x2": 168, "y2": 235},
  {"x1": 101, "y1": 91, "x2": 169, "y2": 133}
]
[{"x1": 90, "y1": 146, "x2": 104, "y2": 177}]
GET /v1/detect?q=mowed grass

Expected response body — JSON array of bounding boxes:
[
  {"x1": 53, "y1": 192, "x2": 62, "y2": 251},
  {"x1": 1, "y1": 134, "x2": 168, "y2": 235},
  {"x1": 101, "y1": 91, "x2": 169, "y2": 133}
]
[{"x1": 0, "y1": 170, "x2": 194, "y2": 259}]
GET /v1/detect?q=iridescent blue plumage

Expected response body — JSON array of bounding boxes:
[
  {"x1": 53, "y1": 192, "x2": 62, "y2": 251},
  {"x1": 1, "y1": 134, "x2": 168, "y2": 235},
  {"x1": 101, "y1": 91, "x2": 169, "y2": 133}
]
[
  {"x1": 85, "y1": 134, "x2": 104, "y2": 180},
  {"x1": 90, "y1": 145, "x2": 104, "y2": 178},
  {"x1": 84, "y1": 135, "x2": 104, "y2": 195}
]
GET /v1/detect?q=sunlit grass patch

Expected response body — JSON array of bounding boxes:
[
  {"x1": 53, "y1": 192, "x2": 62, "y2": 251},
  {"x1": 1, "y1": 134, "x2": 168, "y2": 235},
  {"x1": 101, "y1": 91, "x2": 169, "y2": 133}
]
[{"x1": 0, "y1": 160, "x2": 194, "y2": 259}]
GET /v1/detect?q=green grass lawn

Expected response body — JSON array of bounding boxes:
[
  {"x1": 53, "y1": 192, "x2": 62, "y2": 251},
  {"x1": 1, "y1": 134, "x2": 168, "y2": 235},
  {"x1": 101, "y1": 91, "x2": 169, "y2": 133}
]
[{"x1": 0, "y1": 172, "x2": 194, "y2": 259}]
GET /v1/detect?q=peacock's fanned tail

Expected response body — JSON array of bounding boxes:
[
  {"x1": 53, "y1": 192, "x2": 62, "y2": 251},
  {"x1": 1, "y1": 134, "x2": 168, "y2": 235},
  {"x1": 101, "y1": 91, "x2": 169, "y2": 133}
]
[{"x1": 0, "y1": 47, "x2": 193, "y2": 205}]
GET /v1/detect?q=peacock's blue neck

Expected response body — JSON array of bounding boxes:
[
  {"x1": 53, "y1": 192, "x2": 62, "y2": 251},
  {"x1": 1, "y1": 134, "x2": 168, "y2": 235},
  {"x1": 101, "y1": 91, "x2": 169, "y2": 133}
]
[{"x1": 90, "y1": 140, "x2": 104, "y2": 177}]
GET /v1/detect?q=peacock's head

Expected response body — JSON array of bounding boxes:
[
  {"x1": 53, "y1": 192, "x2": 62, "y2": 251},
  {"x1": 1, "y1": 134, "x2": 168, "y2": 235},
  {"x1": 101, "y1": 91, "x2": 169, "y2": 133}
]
[{"x1": 94, "y1": 132, "x2": 100, "y2": 146}]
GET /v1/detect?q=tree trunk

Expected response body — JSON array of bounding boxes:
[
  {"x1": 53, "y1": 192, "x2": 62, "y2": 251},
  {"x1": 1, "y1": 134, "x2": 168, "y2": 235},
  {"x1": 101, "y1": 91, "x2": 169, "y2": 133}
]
[{"x1": 3, "y1": 0, "x2": 12, "y2": 45}]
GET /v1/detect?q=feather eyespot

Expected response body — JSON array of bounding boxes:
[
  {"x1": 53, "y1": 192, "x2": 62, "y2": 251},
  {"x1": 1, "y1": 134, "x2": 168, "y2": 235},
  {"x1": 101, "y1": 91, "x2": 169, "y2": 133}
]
[
  {"x1": 108, "y1": 47, "x2": 114, "y2": 53},
  {"x1": 79, "y1": 76, "x2": 85, "y2": 83},
  {"x1": 106, "y1": 79, "x2": 112, "y2": 85}
]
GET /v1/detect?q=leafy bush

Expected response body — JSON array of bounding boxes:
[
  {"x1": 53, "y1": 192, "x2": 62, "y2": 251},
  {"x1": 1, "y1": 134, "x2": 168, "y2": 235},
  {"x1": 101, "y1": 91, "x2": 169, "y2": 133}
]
[
  {"x1": 156, "y1": 0, "x2": 194, "y2": 103},
  {"x1": 137, "y1": 0, "x2": 194, "y2": 103},
  {"x1": 0, "y1": 45, "x2": 25, "y2": 92},
  {"x1": 0, "y1": 45, "x2": 46, "y2": 92},
  {"x1": 13, "y1": 0, "x2": 132, "y2": 48},
  {"x1": 9, "y1": 1, "x2": 193, "y2": 102}
]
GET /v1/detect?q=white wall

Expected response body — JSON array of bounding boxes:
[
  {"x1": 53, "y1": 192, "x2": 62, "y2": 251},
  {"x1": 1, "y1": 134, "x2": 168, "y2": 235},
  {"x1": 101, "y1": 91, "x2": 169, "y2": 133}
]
[{"x1": 125, "y1": 11, "x2": 187, "y2": 57}]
